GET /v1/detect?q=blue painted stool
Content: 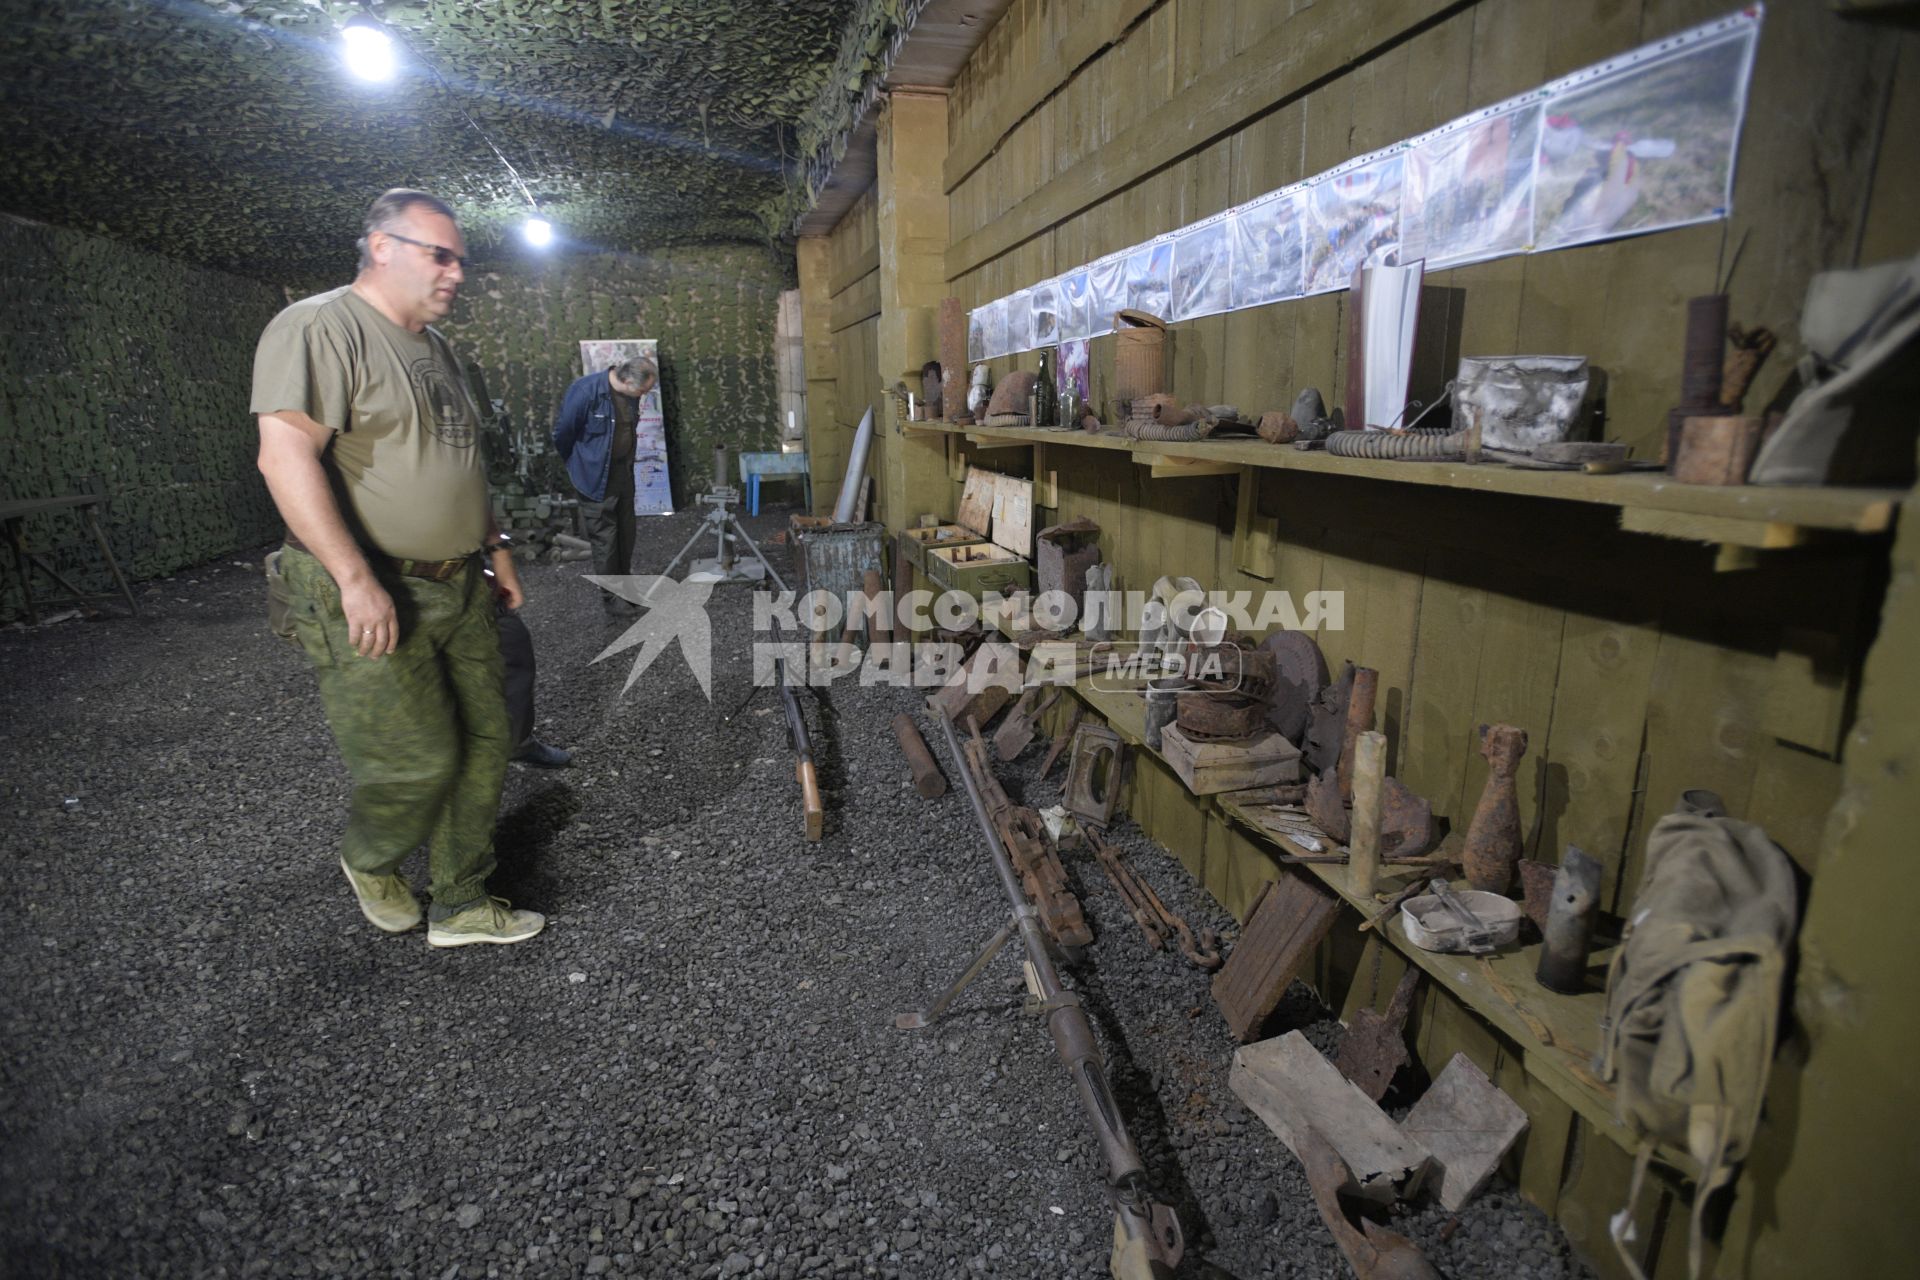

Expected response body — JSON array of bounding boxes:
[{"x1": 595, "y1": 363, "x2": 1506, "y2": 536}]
[{"x1": 738, "y1": 451, "x2": 811, "y2": 515}]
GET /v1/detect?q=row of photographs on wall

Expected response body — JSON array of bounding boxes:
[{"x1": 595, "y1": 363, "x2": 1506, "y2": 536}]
[{"x1": 968, "y1": 6, "x2": 1759, "y2": 363}]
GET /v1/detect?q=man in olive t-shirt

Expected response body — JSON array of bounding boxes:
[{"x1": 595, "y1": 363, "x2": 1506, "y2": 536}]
[{"x1": 252, "y1": 188, "x2": 544, "y2": 949}]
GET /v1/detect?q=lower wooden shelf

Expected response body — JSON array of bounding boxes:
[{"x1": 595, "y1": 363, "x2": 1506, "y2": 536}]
[{"x1": 1058, "y1": 675, "x2": 1689, "y2": 1170}]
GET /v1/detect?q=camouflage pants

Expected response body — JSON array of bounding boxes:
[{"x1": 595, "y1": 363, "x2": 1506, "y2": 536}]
[{"x1": 280, "y1": 546, "x2": 509, "y2": 909}]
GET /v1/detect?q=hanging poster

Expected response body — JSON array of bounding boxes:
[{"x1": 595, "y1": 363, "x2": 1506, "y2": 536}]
[
  {"x1": 1088, "y1": 255, "x2": 1129, "y2": 333},
  {"x1": 580, "y1": 339, "x2": 672, "y2": 516},
  {"x1": 1230, "y1": 190, "x2": 1306, "y2": 308},
  {"x1": 1302, "y1": 153, "x2": 1404, "y2": 294},
  {"x1": 1059, "y1": 270, "x2": 1093, "y2": 342},
  {"x1": 1030, "y1": 279, "x2": 1063, "y2": 348},
  {"x1": 1004, "y1": 288, "x2": 1034, "y2": 355},
  {"x1": 1534, "y1": 23, "x2": 1756, "y2": 251},
  {"x1": 1171, "y1": 217, "x2": 1234, "y2": 322},
  {"x1": 1402, "y1": 104, "x2": 1540, "y2": 269}
]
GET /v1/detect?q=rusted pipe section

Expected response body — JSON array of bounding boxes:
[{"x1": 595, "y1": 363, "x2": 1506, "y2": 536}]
[
  {"x1": 865, "y1": 567, "x2": 892, "y2": 646},
  {"x1": 892, "y1": 713, "x2": 947, "y2": 799},
  {"x1": 1337, "y1": 666, "x2": 1379, "y2": 803}
]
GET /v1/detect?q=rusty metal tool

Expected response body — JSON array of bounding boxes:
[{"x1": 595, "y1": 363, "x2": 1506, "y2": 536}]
[
  {"x1": 1087, "y1": 829, "x2": 1221, "y2": 971},
  {"x1": 1358, "y1": 879, "x2": 1429, "y2": 934},
  {"x1": 1297, "y1": 1126, "x2": 1442, "y2": 1280},
  {"x1": 1334, "y1": 965, "x2": 1422, "y2": 1102},
  {"x1": 1089, "y1": 828, "x2": 1169, "y2": 951},
  {"x1": 893, "y1": 712, "x2": 947, "y2": 799},
  {"x1": 909, "y1": 713, "x2": 1185, "y2": 1280},
  {"x1": 994, "y1": 686, "x2": 1061, "y2": 760},
  {"x1": 1038, "y1": 703, "x2": 1084, "y2": 780},
  {"x1": 1132, "y1": 874, "x2": 1222, "y2": 971}
]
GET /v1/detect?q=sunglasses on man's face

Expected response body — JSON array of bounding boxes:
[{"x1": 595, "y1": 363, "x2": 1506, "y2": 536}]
[{"x1": 382, "y1": 231, "x2": 470, "y2": 271}]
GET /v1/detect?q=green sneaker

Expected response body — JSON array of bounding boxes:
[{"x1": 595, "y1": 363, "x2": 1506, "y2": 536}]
[
  {"x1": 426, "y1": 897, "x2": 546, "y2": 948},
  {"x1": 339, "y1": 856, "x2": 422, "y2": 933}
]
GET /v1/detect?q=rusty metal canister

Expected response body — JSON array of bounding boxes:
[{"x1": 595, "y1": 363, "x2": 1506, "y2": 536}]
[{"x1": 1114, "y1": 311, "x2": 1167, "y2": 408}]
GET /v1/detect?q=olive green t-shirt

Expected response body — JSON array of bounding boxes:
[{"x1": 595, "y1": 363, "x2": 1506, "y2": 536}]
[{"x1": 250, "y1": 285, "x2": 488, "y2": 561}]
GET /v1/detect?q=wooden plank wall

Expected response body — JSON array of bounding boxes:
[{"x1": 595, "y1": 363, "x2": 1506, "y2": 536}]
[
  {"x1": 823, "y1": 188, "x2": 884, "y2": 518},
  {"x1": 938, "y1": 0, "x2": 1915, "y2": 910},
  {"x1": 919, "y1": 3, "x2": 1920, "y2": 1276}
]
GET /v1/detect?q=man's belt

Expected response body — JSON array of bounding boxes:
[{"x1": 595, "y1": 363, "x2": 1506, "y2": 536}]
[
  {"x1": 387, "y1": 554, "x2": 475, "y2": 582},
  {"x1": 284, "y1": 532, "x2": 478, "y2": 583}
]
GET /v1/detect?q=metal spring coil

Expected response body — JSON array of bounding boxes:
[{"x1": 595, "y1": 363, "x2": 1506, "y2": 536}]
[{"x1": 1324, "y1": 428, "x2": 1469, "y2": 460}]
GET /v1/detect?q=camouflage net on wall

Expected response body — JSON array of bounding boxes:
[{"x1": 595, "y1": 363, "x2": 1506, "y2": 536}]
[
  {"x1": 0, "y1": 0, "x2": 859, "y2": 279},
  {"x1": 0, "y1": 216, "x2": 285, "y2": 621},
  {"x1": 446, "y1": 242, "x2": 791, "y2": 504},
  {"x1": 0, "y1": 219, "x2": 789, "y2": 620}
]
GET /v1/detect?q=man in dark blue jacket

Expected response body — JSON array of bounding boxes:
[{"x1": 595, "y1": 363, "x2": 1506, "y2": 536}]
[{"x1": 553, "y1": 356, "x2": 658, "y2": 615}]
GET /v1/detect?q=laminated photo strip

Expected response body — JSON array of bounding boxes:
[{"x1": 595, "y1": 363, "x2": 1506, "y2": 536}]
[
  {"x1": 1302, "y1": 149, "x2": 1404, "y2": 296},
  {"x1": 1030, "y1": 278, "x2": 1063, "y2": 349},
  {"x1": 1402, "y1": 99, "x2": 1541, "y2": 269},
  {"x1": 1087, "y1": 253, "x2": 1128, "y2": 335},
  {"x1": 1059, "y1": 270, "x2": 1093, "y2": 342},
  {"x1": 966, "y1": 7, "x2": 1761, "y2": 343},
  {"x1": 1170, "y1": 213, "x2": 1235, "y2": 323},
  {"x1": 1230, "y1": 189, "x2": 1306, "y2": 309},
  {"x1": 1124, "y1": 240, "x2": 1173, "y2": 318},
  {"x1": 1004, "y1": 287, "x2": 1034, "y2": 356},
  {"x1": 1533, "y1": 11, "x2": 1758, "y2": 250}
]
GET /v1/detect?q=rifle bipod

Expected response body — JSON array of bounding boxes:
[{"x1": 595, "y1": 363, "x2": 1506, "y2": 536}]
[{"x1": 890, "y1": 712, "x2": 1185, "y2": 1280}]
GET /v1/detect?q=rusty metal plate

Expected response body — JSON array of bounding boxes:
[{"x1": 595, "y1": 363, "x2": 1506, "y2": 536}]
[
  {"x1": 1258, "y1": 630, "x2": 1329, "y2": 744},
  {"x1": 1211, "y1": 871, "x2": 1342, "y2": 1042}
]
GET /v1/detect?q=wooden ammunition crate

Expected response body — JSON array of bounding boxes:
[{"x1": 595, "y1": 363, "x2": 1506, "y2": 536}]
[
  {"x1": 921, "y1": 466, "x2": 1034, "y2": 602},
  {"x1": 926, "y1": 540, "x2": 1033, "y2": 600},
  {"x1": 901, "y1": 523, "x2": 988, "y2": 572}
]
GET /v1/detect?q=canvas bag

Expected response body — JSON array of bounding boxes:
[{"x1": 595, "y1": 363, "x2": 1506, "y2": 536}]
[{"x1": 1596, "y1": 810, "x2": 1797, "y2": 1280}]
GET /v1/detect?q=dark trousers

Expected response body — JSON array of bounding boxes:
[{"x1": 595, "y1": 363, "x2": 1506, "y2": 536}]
[
  {"x1": 497, "y1": 606, "x2": 535, "y2": 751},
  {"x1": 589, "y1": 459, "x2": 636, "y2": 609}
]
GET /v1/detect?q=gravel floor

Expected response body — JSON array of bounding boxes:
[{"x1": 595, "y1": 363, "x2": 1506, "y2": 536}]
[{"x1": 0, "y1": 506, "x2": 1594, "y2": 1279}]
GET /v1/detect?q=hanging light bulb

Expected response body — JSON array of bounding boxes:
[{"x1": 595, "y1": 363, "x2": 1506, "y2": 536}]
[
  {"x1": 522, "y1": 216, "x2": 554, "y2": 248},
  {"x1": 341, "y1": 16, "x2": 396, "y2": 83}
]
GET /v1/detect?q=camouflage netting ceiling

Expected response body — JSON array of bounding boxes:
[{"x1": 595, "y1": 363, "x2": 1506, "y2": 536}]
[{"x1": 0, "y1": 0, "x2": 872, "y2": 281}]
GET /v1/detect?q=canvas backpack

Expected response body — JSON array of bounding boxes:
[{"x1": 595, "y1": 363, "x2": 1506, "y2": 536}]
[{"x1": 1595, "y1": 806, "x2": 1798, "y2": 1279}]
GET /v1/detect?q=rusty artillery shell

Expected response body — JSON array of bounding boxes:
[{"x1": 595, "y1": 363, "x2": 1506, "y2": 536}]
[
  {"x1": 893, "y1": 713, "x2": 947, "y2": 798},
  {"x1": 1536, "y1": 846, "x2": 1601, "y2": 993}
]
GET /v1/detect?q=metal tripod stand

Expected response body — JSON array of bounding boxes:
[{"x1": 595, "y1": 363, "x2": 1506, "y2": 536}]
[{"x1": 649, "y1": 486, "x2": 789, "y2": 596}]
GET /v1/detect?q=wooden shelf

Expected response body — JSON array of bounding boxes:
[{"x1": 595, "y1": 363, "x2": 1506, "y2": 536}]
[
  {"x1": 1043, "y1": 672, "x2": 1687, "y2": 1167},
  {"x1": 905, "y1": 420, "x2": 1904, "y2": 546}
]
